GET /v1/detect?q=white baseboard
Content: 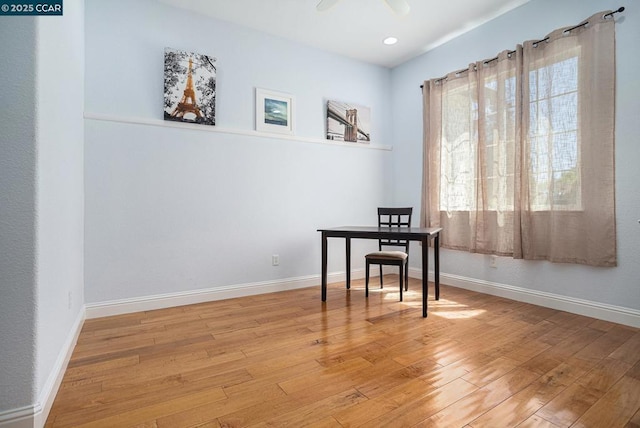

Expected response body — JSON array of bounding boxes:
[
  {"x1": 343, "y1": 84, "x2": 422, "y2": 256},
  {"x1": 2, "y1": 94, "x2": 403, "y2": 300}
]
[
  {"x1": 87, "y1": 267, "x2": 640, "y2": 327},
  {"x1": 85, "y1": 270, "x2": 368, "y2": 319},
  {"x1": 410, "y1": 267, "x2": 640, "y2": 328},
  {"x1": 0, "y1": 406, "x2": 37, "y2": 428},
  {"x1": 0, "y1": 309, "x2": 84, "y2": 428}
]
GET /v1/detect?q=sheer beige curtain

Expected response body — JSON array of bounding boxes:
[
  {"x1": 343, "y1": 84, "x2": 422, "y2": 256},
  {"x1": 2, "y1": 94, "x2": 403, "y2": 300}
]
[{"x1": 422, "y1": 11, "x2": 616, "y2": 266}]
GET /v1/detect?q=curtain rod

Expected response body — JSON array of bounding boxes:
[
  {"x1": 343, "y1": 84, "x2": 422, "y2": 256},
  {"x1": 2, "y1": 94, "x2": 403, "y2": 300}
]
[{"x1": 419, "y1": 6, "x2": 625, "y2": 89}]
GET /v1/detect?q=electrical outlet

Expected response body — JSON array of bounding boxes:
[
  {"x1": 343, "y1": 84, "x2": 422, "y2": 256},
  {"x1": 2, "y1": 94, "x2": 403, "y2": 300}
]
[
  {"x1": 272, "y1": 254, "x2": 279, "y2": 266},
  {"x1": 67, "y1": 291, "x2": 72, "y2": 309},
  {"x1": 489, "y1": 255, "x2": 497, "y2": 268}
]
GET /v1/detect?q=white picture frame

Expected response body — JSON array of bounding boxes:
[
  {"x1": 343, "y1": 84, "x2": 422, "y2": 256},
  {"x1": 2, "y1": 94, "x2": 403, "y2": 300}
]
[{"x1": 255, "y1": 88, "x2": 295, "y2": 135}]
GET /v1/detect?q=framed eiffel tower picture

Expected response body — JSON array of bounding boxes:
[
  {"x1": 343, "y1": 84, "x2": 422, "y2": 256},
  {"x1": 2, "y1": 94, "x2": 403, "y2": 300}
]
[{"x1": 164, "y1": 48, "x2": 216, "y2": 126}]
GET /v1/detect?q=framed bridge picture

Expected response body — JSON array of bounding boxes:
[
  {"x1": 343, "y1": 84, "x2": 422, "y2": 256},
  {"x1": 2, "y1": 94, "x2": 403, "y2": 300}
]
[
  {"x1": 326, "y1": 100, "x2": 371, "y2": 143},
  {"x1": 164, "y1": 48, "x2": 217, "y2": 126},
  {"x1": 255, "y1": 88, "x2": 295, "y2": 135}
]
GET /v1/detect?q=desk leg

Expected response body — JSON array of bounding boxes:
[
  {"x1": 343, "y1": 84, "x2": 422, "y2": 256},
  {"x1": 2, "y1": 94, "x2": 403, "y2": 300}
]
[
  {"x1": 422, "y1": 236, "x2": 429, "y2": 317},
  {"x1": 435, "y1": 233, "x2": 440, "y2": 301},
  {"x1": 321, "y1": 232, "x2": 327, "y2": 301},
  {"x1": 345, "y1": 238, "x2": 351, "y2": 289}
]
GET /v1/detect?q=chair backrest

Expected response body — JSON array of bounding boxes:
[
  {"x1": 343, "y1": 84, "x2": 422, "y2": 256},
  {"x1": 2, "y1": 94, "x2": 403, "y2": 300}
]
[{"x1": 378, "y1": 207, "x2": 412, "y2": 252}]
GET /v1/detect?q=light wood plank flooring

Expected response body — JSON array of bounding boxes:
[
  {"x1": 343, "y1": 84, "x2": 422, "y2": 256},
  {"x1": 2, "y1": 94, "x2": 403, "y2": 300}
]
[{"x1": 46, "y1": 277, "x2": 640, "y2": 427}]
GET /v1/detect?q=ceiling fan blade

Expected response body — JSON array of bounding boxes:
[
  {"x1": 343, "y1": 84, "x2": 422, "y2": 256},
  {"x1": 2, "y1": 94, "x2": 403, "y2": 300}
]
[
  {"x1": 317, "y1": 0, "x2": 340, "y2": 12},
  {"x1": 384, "y1": 0, "x2": 410, "y2": 15}
]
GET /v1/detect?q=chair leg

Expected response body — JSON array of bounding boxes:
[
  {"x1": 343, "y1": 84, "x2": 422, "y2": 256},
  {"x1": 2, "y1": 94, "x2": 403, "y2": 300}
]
[
  {"x1": 379, "y1": 265, "x2": 383, "y2": 288},
  {"x1": 365, "y1": 260, "x2": 370, "y2": 297},
  {"x1": 399, "y1": 264, "x2": 403, "y2": 302},
  {"x1": 405, "y1": 260, "x2": 409, "y2": 291}
]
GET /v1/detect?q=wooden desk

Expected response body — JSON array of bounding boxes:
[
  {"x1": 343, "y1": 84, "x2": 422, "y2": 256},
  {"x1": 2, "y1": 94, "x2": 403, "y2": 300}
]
[{"x1": 318, "y1": 226, "x2": 442, "y2": 317}]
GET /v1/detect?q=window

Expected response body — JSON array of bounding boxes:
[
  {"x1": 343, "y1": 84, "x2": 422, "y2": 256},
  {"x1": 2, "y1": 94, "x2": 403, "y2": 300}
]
[
  {"x1": 422, "y1": 11, "x2": 617, "y2": 266},
  {"x1": 527, "y1": 54, "x2": 580, "y2": 210},
  {"x1": 439, "y1": 73, "x2": 518, "y2": 214}
]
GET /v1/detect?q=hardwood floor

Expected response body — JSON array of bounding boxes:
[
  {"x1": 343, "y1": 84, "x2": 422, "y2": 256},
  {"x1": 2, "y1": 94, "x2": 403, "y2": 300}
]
[{"x1": 46, "y1": 277, "x2": 640, "y2": 427}]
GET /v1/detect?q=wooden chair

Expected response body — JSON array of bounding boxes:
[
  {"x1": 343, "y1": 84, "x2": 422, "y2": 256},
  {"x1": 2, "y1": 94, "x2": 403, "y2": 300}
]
[{"x1": 365, "y1": 207, "x2": 412, "y2": 301}]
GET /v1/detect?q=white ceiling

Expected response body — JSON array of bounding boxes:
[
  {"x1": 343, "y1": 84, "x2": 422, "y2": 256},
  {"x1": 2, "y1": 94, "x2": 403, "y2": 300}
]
[{"x1": 156, "y1": 0, "x2": 531, "y2": 68}]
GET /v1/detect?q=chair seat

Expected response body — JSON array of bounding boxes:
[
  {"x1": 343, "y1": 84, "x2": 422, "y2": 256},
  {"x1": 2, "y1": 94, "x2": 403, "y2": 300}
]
[{"x1": 365, "y1": 251, "x2": 408, "y2": 261}]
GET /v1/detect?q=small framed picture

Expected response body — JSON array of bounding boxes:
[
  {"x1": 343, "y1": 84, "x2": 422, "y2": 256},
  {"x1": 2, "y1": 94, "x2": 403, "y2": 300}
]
[
  {"x1": 255, "y1": 88, "x2": 295, "y2": 135},
  {"x1": 326, "y1": 100, "x2": 371, "y2": 143}
]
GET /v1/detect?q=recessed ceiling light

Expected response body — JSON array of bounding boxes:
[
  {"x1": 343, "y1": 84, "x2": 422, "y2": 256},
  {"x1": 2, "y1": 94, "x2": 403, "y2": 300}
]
[{"x1": 383, "y1": 37, "x2": 398, "y2": 45}]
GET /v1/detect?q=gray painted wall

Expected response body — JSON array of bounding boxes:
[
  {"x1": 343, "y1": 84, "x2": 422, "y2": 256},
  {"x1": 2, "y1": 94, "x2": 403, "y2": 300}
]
[
  {"x1": 390, "y1": 0, "x2": 640, "y2": 311},
  {"x1": 0, "y1": 17, "x2": 38, "y2": 413}
]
